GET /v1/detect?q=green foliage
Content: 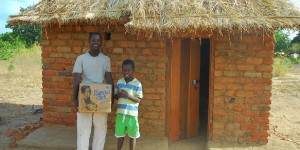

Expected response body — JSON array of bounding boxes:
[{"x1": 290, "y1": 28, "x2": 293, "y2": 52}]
[
  {"x1": 273, "y1": 58, "x2": 293, "y2": 77},
  {"x1": 274, "y1": 30, "x2": 291, "y2": 53},
  {"x1": 0, "y1": 32, "x2": 25, "y2": 47},
  {"x1": 18, "y1": 43, "x2": 41, "y2": 54},
  {"x1": 5, "y1": 24, "x2": 41, "y2": 47},
  {"x1": 5, "y1": 6, "x2": 41, "y2": 47},
  {"x1": 0, "y1": 40, "x2": 15, "y2": 60},
  {"x1": 0, "y1": 5, "x2": 40, "y2": 60},
  {"x1": 0, "y1": 32, "x2": 26, "y2": 60},
  {"x1": 289, "y1": 57, "x2": 300, "y2": 64},
  {"x1": 289, "y1": 43, "x2": 300, "y2": 54},
  {"x1": 289, "y1": 31, "x2": 300, "y2": 54},
  {"x1": 0, "y1": 32, "x2": 15, "y2": 43},
  {"x1": 290, "y1": 31, "x2": 300, "y2": 45}
]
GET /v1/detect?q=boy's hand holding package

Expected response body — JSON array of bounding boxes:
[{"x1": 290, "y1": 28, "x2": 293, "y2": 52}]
[
  {"x1": 119, "y1": 89, "x2": 129, "y2": 98},
  {"x1": 116, "y1": 88, "x2": 129, "y2": 99}
]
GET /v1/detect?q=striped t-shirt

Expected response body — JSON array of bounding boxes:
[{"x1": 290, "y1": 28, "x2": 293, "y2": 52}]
[{"x1": 115, "y1": 78, "x2": 143, "y2": 117}]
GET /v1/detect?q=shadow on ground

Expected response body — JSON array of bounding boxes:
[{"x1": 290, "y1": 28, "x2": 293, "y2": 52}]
[{"x1": 0, "y1": 103, "x2": 43, "y2": 149}]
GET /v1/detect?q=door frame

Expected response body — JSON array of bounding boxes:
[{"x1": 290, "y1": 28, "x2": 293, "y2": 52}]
[{"x1": 166, "y1": 34, "x2": 215, "y2": 142}]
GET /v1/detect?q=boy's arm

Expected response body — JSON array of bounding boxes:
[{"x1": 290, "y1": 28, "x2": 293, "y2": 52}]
[
  {"x1": 127, "y1": 94, "x2": 141, "y2": 103},
  {"x1": 114, "y1": 93, "x2": 120, "y2": 100},
  {"x1": 120, "y1": 90, "x2": 141, "y2": 103},
  {"x1": 73, "y1": 73, "x2": 81, "y2": 111}
]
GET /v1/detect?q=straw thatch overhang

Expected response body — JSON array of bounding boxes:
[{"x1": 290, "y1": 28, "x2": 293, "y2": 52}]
[
  {"x1": 8, "y1": 0, "x2": 129, "y2": 25},
  {"x1": 8, "y1": 0, "x2": 300, "y2": 35}
]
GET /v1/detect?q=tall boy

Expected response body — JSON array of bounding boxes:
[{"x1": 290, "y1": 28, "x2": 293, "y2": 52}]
[
  {"x1": 73, "y1": 32, "x2": 113, "y2": 150},
  {"x1": 114, "y1": 59, "x2": 143, "y2": 150}
]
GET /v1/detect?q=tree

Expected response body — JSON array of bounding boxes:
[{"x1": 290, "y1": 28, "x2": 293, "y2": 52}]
[
  {"x1": 288, "y1": 31, "x2": 300, "y2": 54},
  {"x1": 0, "y1": 32, "x2": 20, "y2": 45},
  {"x1": 291, "y1": 31, "x2": 300, "y2": 45},
  {"x1": 290, "y1": 43, "x2": 300, "y2": 54},
  {"x1": 289, "y1": 31, "x2": 300, "y2": 54},
  {"x1": 0, "y1": 32, "x2": 25, "y2": 60},
  {"x1": 6, "y1": 6, "x2": 41, "y2": 47},
  {"x1": 0, "y1": 40, "x2": 14, "y2": 60},
  {"x1": 274, "y1": 30, "x2": 291, "y2": 53}
]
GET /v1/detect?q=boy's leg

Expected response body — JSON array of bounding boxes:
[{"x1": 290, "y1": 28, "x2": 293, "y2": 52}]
[
  {"x1": 115, "y1": 114, "x2": 126, "y2": 150},
  {"x1": 92, "y1": 112, "x2": 108, "y2": 150},
  {"x1": 117, "y1": 137, "x2": 124, "y2": 150},
  {"x1": 77, "y1": 112, "x2": 93, "y2": 150},
  {"x1": 127, "y1": 116, "x2": 140, "y2": 138},
  {"x1": 127, "y1": 116, "x2": 139, "y2": 150},
  {"x1": 130, "y1": 138, "x2": 136, "y2": 150}
]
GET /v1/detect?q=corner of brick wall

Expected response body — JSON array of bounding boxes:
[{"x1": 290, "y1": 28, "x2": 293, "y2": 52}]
[
  {"x1": 212, "y1": 31, "x2": 274, "y2": 144},
  {"x1": 41, "y1": 25, "x2": 167, "y2": 136}
]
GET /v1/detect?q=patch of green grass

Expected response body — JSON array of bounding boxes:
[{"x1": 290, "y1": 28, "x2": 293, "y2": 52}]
[
  {"x1": 289, "y1": 57, "x2": 300, "y2": 64},
  {"x1": 12, "y1": 44, "x2": 42, "y2": 72},
  {"x1": 2, "y1": 44, "x2": 42, "y2": 74},
  {"x1": 273, "y1": 58, "x2": 293, "y2": 77},
  {"x1": 0, "y1": 40, "x2": 26, "y2": 60},
  {"x1": 18, "y1": 43, "x2": 41, "y2": 54},
  {"x1": 7, "y1": 61, "x2": 15, "y2": 71}
]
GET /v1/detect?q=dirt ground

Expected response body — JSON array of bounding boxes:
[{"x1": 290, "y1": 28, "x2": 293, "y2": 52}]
[
  {"x1": 0, "y1": 53, "x2": 43, "y2": 149},
  {"x1": 0, "y1": 52, "x2": 300, "y2": 149},
  {"x1": 267, "y1": 64, "x2": 300, "y2": 149}
]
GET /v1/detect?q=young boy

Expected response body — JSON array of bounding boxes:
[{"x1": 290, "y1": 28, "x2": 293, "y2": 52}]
[{"x1": 114, "y1": 59, "x2": 143, "y2": 150}]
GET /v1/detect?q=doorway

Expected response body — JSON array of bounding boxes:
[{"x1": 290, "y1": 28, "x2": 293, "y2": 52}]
[
  {"x1": 168, "y1": 38, "x2": 211, "y2": 143},
  {"x1": 199, "y1": 39, "x2": 210, "y2": 140}
]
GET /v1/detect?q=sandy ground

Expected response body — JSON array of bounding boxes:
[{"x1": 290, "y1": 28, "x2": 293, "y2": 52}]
[
  {"x1": 0, "y1": 52, "x2": 299, "y2": 149},
  {"x1": 0, "y1": 53, "x2": 43, "y2": 149},
  {"x1": 267, "y1": 64, "x2": 300, "y2": 149}
]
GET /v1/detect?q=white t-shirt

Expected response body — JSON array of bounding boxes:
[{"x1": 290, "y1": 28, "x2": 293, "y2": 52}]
[{"x1": 72, "y1": 52, "x2": 111, "y2": 84}]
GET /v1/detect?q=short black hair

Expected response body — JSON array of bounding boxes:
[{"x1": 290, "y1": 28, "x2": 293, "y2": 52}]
[
  {"x1": 81, "y1": 85, "x2": 91, "y2": 94},
  {"x1": 88, "y1": 32, "x2": 102, "y2": 42},
  {"x1": 122, "y1": 59, "x2": 135, "y2": 70}
]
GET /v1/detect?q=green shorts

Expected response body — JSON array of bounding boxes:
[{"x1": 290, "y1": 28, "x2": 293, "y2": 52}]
[{"x1": 115, "y1": 113, "x2": 140, "y2": 138}]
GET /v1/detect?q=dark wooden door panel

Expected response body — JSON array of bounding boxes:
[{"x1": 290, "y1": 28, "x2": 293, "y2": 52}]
[
  {"x1": 179, "y1": 38, "x2": 190, "y2": 139},
  {"x1": 187, "y1": 38, "x2": 200, "y2": 138},
  {"x1": 169, "y1": 38, "x2": 200, "y2": 141},
  {"x1": 169, "y1": 38, "x2": 181, "y2": 141}
]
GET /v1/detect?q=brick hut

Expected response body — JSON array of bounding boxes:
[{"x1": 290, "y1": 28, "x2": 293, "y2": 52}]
[{"x1": 8, "y1": 0, "x2": 300, "y2": 146}]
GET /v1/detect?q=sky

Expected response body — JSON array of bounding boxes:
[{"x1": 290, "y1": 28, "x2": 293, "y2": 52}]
[
  {"x1": 0, "y1": 0, "x2": 40, "y2": 33},
  {"x1": 0, "y1": 0, "x2": 299, "y2": 38}
]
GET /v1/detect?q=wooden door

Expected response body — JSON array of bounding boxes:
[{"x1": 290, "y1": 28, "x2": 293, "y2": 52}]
[
  {"x1": 169, "y1": 38, "x2": 201, "y2": 141},
  {"x1": 187, "y1": 39, "x2": 201, "y2": 138}
]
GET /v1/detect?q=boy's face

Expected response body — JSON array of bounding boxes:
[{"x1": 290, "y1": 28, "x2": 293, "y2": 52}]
[
  {"x1": 89, "y1": 35, "x2": 102, "y2": 51},
  {"x1": 84, "y1": 88, "x2": 91, "y2": 98},
  {"x1": 122, "y1": 64, "x2": 134, "y2": 79}
]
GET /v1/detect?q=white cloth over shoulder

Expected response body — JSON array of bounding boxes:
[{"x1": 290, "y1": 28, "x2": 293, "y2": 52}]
[{"x1": 73, "y1": 52, "x2": 111, "y2": 84}]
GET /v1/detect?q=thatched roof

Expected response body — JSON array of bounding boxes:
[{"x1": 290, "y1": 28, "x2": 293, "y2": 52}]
[
  {"x1": 8, "y1": 0, "x2": 300, "y2": 34},
  {"x1": 8, "y1": 0, "x2": 129, "y2": 25}
]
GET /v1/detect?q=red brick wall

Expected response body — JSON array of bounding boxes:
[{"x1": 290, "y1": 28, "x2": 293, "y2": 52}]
[
  {"x1": 41, "y1": 25, "x2": 273, "y2": 143},
  {"x1": 211, "y1": 31, "x2": 274, "y2": 144},
  {"x1": 41, "y1": 25, "x2": 167, "y2": 136}
]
